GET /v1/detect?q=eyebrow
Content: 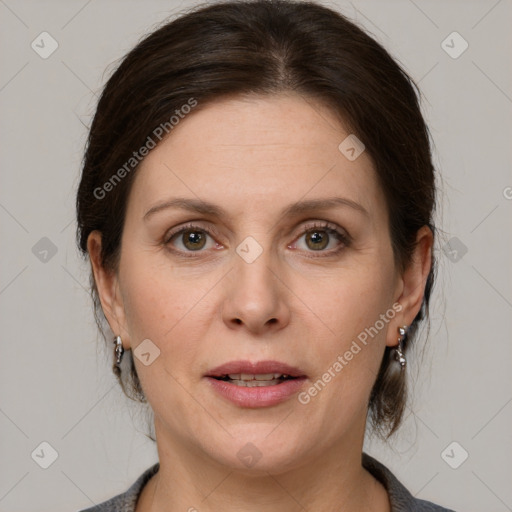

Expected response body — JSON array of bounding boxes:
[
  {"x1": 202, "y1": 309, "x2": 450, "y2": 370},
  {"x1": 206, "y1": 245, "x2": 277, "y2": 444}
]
[{"x1": 143, "y1": 196, "x2": 368, "y2": 221}]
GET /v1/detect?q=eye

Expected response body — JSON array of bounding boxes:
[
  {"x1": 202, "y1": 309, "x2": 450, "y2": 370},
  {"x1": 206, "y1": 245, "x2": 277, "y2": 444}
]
[
  {"x1": 164, "y1": 224, "x2": 220, "y2": 253},
  {"x1": 291, "y1": 221, "x2": 350, "y2": 255}
]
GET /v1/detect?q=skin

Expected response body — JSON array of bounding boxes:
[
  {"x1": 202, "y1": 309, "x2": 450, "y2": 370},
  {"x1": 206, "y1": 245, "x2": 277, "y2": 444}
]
[{"x1": 88, "y1": 92, "x2": 432, "y2": 512}]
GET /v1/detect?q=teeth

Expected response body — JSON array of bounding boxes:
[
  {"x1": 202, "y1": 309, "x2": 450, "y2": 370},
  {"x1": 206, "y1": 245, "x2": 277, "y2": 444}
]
[
  {"x1": 255, "y1": 373, "x2": 281, "y2": 380},
  {"x1": 221, "y1": 373, "x2": 294, "y2": 387},
  {"x1": 228, "y1": 380, "x2": 282, "y2": 387},
  {"x1": 227, "y1": 373, "x2": 285, "y2": 381}
]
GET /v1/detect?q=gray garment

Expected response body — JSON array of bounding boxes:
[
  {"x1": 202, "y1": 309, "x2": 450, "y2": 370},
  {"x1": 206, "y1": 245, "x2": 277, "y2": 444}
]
[{"x1": 78, "y1": 453, "x2": 456, "y2": 512}]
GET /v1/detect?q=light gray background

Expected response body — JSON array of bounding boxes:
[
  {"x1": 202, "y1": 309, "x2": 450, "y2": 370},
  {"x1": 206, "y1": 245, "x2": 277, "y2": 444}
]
[{"x1": 1, "y1": 0, "x2": 511, "y2": 511}]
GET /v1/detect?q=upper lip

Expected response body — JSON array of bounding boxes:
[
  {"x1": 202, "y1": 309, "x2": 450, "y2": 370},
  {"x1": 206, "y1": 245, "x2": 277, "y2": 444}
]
[{"x1": 206, "y1": 360, "x2": 307, "y2": 378}]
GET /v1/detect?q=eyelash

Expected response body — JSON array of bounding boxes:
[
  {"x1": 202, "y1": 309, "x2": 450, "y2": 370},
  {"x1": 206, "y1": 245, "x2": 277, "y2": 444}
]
[{"x1": 163, "y1": 221, "x2": 351, "y2": 258}]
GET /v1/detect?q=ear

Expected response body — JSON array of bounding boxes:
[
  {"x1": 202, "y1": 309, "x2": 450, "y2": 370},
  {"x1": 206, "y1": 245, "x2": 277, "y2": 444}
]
[
  {"x1": 386, "y1": 225, "x2": 433, "y2": 347},
  {"x1": 87, "y1": 230, "x2": 132, "y2": 349}
]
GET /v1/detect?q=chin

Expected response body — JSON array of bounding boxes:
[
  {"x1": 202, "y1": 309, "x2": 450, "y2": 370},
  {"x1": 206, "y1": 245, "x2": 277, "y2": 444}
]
[{"x1": 203, "y1": 429, "x2": 309, "y2": 475}]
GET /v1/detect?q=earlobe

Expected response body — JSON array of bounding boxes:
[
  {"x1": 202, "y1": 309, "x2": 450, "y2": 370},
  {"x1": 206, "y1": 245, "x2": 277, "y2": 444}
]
[
  {"x1": 87, "y1": 230, "x2": 129, "y2": 344},
  {"x1": 387, "y1": 226, "x2": 433, "y2": 347}
]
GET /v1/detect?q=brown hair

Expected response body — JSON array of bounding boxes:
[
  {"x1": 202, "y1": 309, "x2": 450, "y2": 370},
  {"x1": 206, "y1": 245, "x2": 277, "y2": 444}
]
[{"x1": 76, "y1": 0, "x2": 436, "y2": 438}]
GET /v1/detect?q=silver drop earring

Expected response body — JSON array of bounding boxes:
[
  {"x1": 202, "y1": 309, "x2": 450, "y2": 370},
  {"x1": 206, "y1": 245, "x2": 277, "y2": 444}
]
[
  {"x1": 113, "y1": 335, "x2": 124, "y2": 366},
  {"x1": 394, "y1": 326, "x2": 407, "y2": 370}
]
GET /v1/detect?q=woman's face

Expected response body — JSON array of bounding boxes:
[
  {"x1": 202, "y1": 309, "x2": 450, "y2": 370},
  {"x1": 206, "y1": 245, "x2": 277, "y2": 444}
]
[{"x1": 93, "y1": 93, "x2": 423, "y2": 472}]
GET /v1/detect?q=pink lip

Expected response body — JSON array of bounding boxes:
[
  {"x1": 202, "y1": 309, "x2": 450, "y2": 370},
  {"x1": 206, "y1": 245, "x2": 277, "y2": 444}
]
[{"x1": 204, "y1": 360, "x2": 308, "y2": 408}]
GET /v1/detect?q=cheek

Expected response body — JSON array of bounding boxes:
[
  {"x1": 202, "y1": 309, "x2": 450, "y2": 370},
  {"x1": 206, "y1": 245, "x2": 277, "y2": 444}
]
[
  {"x1": 303, "y1": 263, "x2": 396, "y2": 397},
  {"x1": 119, "y1": 247, "x2": 195, "y2": 339},
  {"x1": 316, "y1": 266, "x2": 394, "y2": 340},
  {"x1": 117, "y1": 255, "x2": 205, "y2": 409},
  {"x1": 121, "y1": 271, "x2": 181, "y2": 341},
  {"x1": 118, "y1": 250, "x2": 217, "y2": 372}
]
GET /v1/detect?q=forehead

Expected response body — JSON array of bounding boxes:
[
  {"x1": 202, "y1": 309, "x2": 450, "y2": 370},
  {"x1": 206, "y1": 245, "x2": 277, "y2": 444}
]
[{"x1": 128, "y1": 93, "x2": 384, "y2": 222}]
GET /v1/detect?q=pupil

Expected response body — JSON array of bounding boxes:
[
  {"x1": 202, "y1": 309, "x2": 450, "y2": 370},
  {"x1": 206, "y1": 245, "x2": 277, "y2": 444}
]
[
  {"x1": 185, "y1": 230, "x2": 205, "y2": 250},
  {"x1": 308, "y1": 230, "x2": 328, "y2": 250}
]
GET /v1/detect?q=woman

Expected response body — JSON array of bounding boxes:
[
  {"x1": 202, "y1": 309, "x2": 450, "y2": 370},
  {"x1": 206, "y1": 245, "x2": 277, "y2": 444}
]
[{"x1": 76, "y1": 1, "x2": 454, "y2": 510}]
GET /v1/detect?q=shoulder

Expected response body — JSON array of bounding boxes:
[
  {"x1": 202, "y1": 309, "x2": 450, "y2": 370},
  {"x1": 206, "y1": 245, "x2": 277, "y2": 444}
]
[
  {"x1": 76, "y1": 462, "x2": 160, "y2": 512},
  {"x1": 362, "y1": 453, "x2": 456, "y2": 512}
]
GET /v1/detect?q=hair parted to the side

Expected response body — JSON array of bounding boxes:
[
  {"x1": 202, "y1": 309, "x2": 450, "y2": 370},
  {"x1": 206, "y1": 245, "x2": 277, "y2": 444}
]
[{"x1": 76, "y1": 0, "x2": 437, "y2": 439}]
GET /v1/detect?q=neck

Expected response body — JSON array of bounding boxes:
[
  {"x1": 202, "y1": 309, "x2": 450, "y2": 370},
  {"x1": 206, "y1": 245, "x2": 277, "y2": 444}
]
[{"x1": 137, "y1": 419, "x2": 390, "y2": 512}]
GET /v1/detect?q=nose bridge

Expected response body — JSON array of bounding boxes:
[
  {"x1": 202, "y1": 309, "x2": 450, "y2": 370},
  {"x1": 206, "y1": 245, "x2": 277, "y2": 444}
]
[
  {"x1": 233, "y1": 233, "x2": 277, "y2": 301},
  {"x1": 222, "y1": 231, "x2": 289, "y2": 332}
]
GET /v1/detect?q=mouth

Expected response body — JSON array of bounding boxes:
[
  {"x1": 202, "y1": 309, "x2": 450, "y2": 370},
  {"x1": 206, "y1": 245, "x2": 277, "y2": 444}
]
[
  {"x1": 212, "y1": 373, "x2": 299, "y2": 387},
  {"x1": 206, "y1": 359, "x2": 307, "y2": 381},
  {"x1": 204, "y1": 360, "x2": 308, "y2": 407}
]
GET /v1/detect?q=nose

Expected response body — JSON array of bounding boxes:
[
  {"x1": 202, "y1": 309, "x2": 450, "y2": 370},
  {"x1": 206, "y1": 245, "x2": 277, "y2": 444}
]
[{"x1": 221, "y1": 242, "x2": 291, "y2": 335}]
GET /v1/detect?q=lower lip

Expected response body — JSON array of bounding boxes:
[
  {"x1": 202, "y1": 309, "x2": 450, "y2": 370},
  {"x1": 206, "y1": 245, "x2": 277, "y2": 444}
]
[{"x1": 205, "y1": 377, "x2": 307, "y2": 408}]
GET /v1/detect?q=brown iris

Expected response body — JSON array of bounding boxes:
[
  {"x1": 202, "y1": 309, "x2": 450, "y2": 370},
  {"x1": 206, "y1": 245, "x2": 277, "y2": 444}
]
[
  {"x1": 182, "y1": 229, "x2": 207, "y2": 251},
  {"x1": 305, "y1": 229, "x2": 329, "y2": 251}
]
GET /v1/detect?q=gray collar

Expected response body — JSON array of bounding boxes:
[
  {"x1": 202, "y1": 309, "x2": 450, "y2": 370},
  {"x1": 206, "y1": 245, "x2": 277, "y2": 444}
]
[{"x1": 79, "y1": 453, "x2": 455, "y2": 511}]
